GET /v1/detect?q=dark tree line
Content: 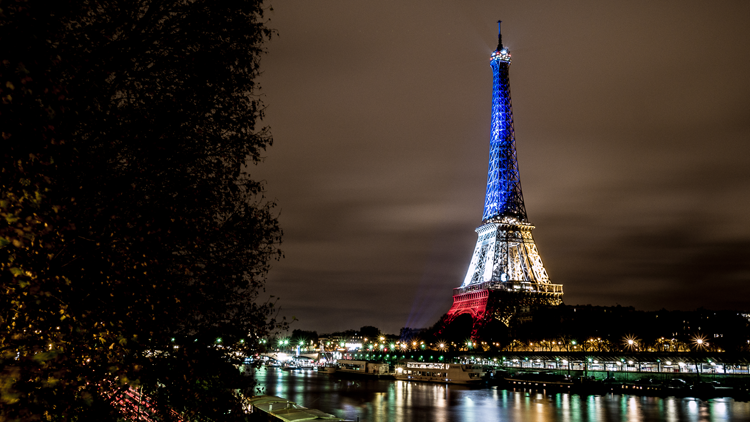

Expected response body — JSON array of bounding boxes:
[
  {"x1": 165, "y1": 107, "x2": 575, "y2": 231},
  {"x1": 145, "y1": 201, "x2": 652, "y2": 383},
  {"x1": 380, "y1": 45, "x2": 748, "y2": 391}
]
[
  {"x1": 508, "y1": 305, "x2": 750, "y2": 352},
  {"x1": 291, "y1": 330, "x2": 319, "y2": 345},
  {"x1": 430, "y1": 305, "x2": 750, "y2": 353},
  {"x1": 1, "y1": 1, "x2": 283, "y2": 420}
]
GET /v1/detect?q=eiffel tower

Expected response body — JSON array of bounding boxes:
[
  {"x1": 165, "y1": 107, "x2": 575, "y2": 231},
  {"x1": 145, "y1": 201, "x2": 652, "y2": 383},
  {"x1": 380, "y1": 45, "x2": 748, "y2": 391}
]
[{"x1": 445, "y1": 22, "x2": 563, "y2": 331}]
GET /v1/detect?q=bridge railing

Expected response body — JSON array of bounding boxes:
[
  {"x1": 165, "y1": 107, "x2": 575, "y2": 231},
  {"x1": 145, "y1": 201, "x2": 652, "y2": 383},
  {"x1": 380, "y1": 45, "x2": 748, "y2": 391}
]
[{"x1": 453, "y1": 281, "x2": 563, "y2": 296}]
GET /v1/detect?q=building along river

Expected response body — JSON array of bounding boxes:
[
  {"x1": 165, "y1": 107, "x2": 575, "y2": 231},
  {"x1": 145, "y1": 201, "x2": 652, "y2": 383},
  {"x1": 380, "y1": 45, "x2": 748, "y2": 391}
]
[{"x1": 252, "y1": 366, "x2": 750, "y2": 421}]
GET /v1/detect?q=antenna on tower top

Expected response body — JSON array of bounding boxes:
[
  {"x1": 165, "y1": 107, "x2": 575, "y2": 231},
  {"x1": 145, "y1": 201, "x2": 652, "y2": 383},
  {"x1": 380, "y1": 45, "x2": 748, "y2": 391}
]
[{"x1": 497, "y1": 20, "x2": 503, "y2": 50}]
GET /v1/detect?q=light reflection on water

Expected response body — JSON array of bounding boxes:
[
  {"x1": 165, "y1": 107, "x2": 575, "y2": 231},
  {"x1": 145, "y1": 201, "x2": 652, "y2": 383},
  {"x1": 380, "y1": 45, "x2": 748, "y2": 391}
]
[{"x1": 253, "y1": 368, "x2": 750, "y2": 421}]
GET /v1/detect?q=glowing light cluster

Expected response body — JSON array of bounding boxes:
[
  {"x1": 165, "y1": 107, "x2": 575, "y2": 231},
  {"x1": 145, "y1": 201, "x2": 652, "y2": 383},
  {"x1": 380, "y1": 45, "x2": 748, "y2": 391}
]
[{"x1": 490, "y1": 48, "x2": 511, "y2": 63}]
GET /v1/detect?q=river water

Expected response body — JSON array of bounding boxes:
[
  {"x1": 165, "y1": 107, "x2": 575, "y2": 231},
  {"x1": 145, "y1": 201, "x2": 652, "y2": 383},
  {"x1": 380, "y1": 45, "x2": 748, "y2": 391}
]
[{"x1": 253, "y1": 367, "x2": 750, "y2": 421}]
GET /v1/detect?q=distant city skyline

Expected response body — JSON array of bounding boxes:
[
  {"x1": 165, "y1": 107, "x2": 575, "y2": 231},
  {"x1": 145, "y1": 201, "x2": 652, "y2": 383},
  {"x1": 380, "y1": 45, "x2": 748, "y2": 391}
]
[{"x1": 255, "y1": 1, "x2": 750, "y2": 334}]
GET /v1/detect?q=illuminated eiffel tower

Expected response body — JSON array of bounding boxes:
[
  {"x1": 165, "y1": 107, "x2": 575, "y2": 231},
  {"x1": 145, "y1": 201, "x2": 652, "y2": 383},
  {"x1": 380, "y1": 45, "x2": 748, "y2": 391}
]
[{"x1": 445, "y1": 22, "x2": 563, "y2": 330}]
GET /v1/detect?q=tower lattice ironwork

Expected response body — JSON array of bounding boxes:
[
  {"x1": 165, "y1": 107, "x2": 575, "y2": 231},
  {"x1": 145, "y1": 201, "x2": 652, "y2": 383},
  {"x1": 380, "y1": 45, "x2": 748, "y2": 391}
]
[{"x1": 445, "y1": 22, "x2": 563, "y2": 330}]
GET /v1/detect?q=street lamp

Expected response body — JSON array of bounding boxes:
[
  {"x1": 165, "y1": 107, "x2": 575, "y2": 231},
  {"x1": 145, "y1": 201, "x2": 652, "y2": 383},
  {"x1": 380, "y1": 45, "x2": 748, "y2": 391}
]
[
  {"x1": 692, "y1": 335, "x2": 708, "y2": 350},
  {"x1": 623, "y1": 335, "x2": 639, "y2": 351}
]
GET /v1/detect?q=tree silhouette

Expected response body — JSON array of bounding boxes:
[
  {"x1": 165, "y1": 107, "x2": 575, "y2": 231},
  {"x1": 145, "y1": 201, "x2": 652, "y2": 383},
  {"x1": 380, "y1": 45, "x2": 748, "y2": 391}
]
[{"x1": 1, "y1": 1, "x2": 282, "y2": 420}]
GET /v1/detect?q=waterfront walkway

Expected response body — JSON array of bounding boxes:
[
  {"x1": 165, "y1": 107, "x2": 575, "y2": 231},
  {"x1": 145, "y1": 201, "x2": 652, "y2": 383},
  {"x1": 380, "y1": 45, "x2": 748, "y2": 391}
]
[
  {"x1": 340, "y1": 350, "x2": 750, "y2": 375},
  {"x1": 478, "y1": 351, "x2": 750, "y2": 375}
]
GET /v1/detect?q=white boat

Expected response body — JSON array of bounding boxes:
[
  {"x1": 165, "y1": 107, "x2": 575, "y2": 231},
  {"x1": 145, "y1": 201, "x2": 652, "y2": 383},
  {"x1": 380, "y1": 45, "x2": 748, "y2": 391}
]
[
  {"x1": 293, "y1": 358, "x2": 315, "y2": 369},
  {"x1": 394, "y1": 361, "x2": 485, "y2": 385}
]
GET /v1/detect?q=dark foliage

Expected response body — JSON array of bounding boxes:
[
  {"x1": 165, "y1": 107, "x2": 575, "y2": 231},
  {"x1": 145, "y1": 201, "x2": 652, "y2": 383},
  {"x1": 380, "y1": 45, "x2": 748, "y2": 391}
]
[
  {"x1": 323, "y1": 329, "x2": 360, "y2": 338},
  {"x1": 438, "y1": 315, "x2": 473, "y2": 345},
  {"x1": 509, "y1": 305, "x2": 750, "y2": 352},
  {"x1": 291, "y1": 330, "x2": 318, "y2": 346},
  {"x1": 359, "y1": 326, "x2": 380, "y2": 340},
  {"x1": 1, "y1": 1, "x2": 282, "y2": 420},
  {"x1": 423, "y1": 305, "x2": 750, "y2": 353}
]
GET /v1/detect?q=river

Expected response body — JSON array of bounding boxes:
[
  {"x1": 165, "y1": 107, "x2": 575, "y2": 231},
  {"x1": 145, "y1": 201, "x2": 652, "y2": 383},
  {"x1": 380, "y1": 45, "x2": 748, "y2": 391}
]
[{"x1": 252, "y1": 367, "x2": 750, "y2": 421}]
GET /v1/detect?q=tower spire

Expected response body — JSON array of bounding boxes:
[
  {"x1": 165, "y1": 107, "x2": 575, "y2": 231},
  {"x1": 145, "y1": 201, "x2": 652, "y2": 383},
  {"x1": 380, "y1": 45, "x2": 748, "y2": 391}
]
[{"x1": 497, "y1": 20, "x2": 503, "y2": 50}]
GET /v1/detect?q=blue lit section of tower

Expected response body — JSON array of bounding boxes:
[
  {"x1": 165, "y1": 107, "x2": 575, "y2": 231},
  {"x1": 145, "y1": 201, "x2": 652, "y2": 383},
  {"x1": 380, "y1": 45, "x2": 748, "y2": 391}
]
[{"x1": 482, "y1": 21, "x2": 527, "y2": 222}]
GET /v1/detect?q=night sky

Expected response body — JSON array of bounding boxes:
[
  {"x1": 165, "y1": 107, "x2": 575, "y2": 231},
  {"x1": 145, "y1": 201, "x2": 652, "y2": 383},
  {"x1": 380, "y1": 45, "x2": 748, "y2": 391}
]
[{"x1": 253, "y1": 1, "x2": 750, "y2": 334}]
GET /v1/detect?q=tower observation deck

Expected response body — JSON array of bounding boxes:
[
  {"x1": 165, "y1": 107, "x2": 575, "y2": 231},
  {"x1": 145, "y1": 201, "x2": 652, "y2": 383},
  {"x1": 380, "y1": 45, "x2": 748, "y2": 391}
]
[{"x1": 445, "y1": 22, "x2": 563, "y2": 330}]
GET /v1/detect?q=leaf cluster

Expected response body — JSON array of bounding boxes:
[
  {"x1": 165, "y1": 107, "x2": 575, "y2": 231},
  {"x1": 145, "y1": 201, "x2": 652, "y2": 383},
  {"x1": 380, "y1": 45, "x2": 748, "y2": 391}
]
[{"x1": 1, "y1": 1, "x2": 283, "y2": 420}]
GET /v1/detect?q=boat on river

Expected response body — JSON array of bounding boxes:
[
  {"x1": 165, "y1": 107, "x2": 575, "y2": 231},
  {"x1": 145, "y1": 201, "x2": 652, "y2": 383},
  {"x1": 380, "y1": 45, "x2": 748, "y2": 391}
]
[
  {"x1": 317, "y1": 363, "x2": 338, "y2": 374},
  {"x1": 394, "y1": 361, "x2": 485, "y2": 385},
  {"x1": 504, "y1": 372, "x2": 573, "y2": 390},
  {"x1": 336, "y1": 360, "x2": 395, "y2": 379},
  {"x1": 246, "y1": 395, "x2": 349, "y2": 421}
]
